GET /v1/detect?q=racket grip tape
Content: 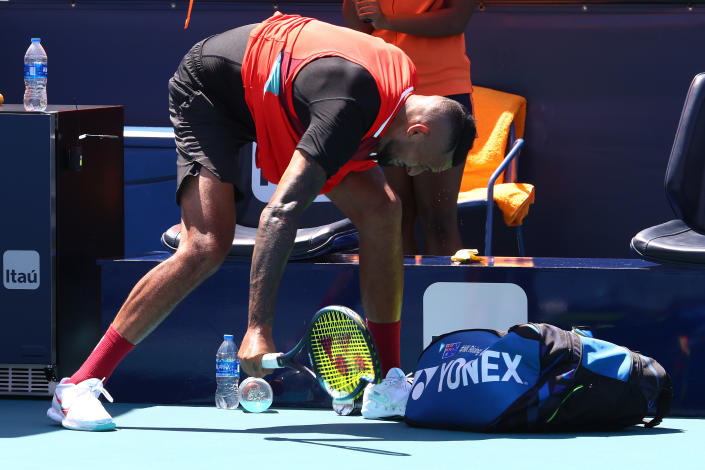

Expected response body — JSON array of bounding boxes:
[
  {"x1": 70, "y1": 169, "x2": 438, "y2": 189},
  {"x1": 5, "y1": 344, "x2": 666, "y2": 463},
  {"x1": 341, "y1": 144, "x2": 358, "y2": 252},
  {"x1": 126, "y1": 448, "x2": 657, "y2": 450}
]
[{"x1": 261, "y1": 353, "x2": 284, "y2": 369}]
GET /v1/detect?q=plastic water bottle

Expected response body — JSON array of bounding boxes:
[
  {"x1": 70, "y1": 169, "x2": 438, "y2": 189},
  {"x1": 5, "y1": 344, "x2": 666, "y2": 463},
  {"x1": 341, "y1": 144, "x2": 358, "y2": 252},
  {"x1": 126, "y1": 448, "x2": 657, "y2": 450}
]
[
  {"x1": 215, "y1": 334, "x2": 240, "y2": 409},
  {"x1": 24, "y1": 38, "x2": 48, "y2": 112}
]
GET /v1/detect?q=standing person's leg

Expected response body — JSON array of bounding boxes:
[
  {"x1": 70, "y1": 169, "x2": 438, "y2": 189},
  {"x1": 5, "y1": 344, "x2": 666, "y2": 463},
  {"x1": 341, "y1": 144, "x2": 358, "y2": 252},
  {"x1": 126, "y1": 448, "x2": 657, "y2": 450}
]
[
  {"x1": 412, "y1": 163, "x2": 465, "y2": 255},
  {"x1": 326, "y1": 166, "x2": 403, "y2": 373},
  {"x1": 383, "y1": 166, "x2": 418, "y2": 255},
  {"x1": 48, "y1": 169, "x2": 236, "y2": 431},
  {"x1": 412, "y1": 93, "x2": 472, "y2": 256}
]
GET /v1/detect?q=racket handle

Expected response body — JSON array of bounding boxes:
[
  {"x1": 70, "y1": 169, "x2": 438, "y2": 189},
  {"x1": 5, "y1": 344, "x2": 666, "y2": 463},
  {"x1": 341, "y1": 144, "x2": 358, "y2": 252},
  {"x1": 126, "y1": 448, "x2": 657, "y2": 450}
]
[{"x1": 261, "y1": 353, "x2": 284, "y2": 369}]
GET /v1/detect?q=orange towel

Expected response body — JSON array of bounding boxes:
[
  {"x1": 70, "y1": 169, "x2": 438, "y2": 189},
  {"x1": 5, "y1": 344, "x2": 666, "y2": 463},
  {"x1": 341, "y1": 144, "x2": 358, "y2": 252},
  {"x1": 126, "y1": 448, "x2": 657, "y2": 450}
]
[
  {"x1": 461, "y1": 86, "x2": 527, "y2": 192},
  {"x1": 458, "y1": 183, "x2": 535, "y2": 226},
  {"x1": 459, "y1": 86, "x2": 532, "y2": 226}
]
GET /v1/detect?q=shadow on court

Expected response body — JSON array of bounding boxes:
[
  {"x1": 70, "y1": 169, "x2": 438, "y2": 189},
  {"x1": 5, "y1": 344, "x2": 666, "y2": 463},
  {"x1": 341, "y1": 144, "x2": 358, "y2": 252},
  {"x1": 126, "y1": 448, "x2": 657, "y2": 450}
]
[
  {"x1": 0, "y1": 398, "x2": 153, "y2": 438},
  {"x1": 0, "y1": 398, "x2": 685, "y2": 453},
  {"x1": 116, "y1": 421, "x2": 684, "y2": 438},
  {"x1": 114, "y1": 421, "x2": 685, "y2": 456},
  {"x1": 117, "y1": 421, "x2": 684, "y2": 439}
]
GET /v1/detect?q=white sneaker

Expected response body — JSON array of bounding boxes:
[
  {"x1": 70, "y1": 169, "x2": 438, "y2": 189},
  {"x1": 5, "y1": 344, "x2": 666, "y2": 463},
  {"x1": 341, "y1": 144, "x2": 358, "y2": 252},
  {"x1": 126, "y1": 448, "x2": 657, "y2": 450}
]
[
  {"x1": 362, "y1": 367, "x2": 412, "y2": 419},
  {"x1": 47, "y1": 378, "x2": 116, "y2": 431}
]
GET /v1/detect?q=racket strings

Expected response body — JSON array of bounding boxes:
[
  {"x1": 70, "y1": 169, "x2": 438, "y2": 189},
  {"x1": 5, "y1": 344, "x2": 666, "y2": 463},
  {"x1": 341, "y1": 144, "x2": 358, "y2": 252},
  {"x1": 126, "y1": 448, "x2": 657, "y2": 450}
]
[{"x1": 309, "y1": 310, "x2": 376, "y2": 396}]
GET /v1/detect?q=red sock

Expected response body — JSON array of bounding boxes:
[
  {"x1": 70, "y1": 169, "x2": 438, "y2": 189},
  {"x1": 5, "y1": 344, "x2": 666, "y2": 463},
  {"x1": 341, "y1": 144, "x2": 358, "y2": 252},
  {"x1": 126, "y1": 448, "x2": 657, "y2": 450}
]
[
  {"x1": 366, "y1": 319, "x2": 401, "y2": 375},
  {"x1": 68, "y1": 326, "x2": 135, "y2": 384}
]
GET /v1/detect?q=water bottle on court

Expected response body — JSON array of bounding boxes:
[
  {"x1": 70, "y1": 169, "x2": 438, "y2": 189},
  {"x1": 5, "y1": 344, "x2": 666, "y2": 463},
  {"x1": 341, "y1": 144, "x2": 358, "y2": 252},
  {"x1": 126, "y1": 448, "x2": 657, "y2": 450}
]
[
  {"x1": 24, "y1": 38, "x2": 48, "y2": 112},
  {"x1": 215, "y1": 334, "x2": 240, "y2": 409}
]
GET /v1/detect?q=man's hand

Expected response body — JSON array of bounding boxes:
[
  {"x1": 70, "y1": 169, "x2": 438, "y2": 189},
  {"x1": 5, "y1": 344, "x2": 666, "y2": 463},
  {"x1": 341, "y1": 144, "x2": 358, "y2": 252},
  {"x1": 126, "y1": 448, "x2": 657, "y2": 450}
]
[
  {"x1": 238, "y1": 326, "x2": 277, "y2": 377},
  {"x1": 351, "y1": 0, "x2": 475, "y2": 38},
  {"x1": 353, "y1": 0, "x2": 389, "y2": 30}
]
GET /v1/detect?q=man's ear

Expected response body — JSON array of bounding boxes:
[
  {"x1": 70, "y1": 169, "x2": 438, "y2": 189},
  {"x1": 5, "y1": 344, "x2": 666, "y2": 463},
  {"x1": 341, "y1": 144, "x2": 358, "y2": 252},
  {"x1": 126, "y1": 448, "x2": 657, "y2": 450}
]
[{"x1": 406, "y1": 123, "x2": 430, "y2": 137}]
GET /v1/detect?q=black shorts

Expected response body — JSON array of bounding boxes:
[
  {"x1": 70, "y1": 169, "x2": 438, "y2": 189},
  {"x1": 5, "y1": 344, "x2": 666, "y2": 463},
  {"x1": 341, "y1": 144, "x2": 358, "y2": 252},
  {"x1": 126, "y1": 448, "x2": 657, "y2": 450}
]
[
  {"x1": 168, "y1": 29, "x2": 257, "y2": 205},
  {"x1": 447, "y1": 92, "x2": 473, "y2": 116}
]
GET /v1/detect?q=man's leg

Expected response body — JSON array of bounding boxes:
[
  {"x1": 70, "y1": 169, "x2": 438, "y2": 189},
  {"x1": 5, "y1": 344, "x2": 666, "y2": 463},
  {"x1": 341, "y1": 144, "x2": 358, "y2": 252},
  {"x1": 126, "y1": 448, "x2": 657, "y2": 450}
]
[
  {"x1": 109, "y1": 169, "x2": 235, "y2": 345},
  {"x1": 327, "y1": 166, "x2": 403, "y2": 373},
  {"x1": 383, "y1": 166, "x2": 418, "y2": 255},
  {"x1": 49, "y1": 169, "x2": 235, "y2": 430},
  {"x1": 328, "y1": 167, "x2": 412, "y2": 419},
  {"x1": 412, "y1": 163, "x2": 465, "y2": 255}
]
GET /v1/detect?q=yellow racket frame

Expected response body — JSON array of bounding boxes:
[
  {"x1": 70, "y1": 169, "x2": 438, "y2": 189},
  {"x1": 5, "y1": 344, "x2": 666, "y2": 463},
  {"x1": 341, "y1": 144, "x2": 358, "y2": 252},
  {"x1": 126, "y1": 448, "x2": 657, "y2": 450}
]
[{"x1": 307, "y1": 306, "x2": 382, "y2": 400}]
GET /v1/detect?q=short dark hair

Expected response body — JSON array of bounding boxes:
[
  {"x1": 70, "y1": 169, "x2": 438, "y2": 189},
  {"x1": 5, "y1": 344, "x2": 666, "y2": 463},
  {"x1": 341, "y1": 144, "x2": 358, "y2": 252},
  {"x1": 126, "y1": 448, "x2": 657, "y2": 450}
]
[{"x1": 442, "y1": 99, "x2": 477, "y2": 167}]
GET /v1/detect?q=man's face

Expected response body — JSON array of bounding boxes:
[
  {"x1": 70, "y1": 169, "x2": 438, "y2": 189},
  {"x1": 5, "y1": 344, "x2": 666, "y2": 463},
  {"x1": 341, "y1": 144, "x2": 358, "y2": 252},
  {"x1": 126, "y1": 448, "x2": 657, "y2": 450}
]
[{"x1": 377, "y1": 131, "x2": 453, "y2": 176}]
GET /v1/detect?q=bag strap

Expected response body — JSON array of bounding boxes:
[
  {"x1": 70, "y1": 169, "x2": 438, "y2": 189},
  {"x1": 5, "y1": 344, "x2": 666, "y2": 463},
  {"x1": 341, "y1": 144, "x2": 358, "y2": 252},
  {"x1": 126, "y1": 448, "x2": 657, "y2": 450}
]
[{"x1": 643, "y1": 380, "x2": 673, "y2": 428}]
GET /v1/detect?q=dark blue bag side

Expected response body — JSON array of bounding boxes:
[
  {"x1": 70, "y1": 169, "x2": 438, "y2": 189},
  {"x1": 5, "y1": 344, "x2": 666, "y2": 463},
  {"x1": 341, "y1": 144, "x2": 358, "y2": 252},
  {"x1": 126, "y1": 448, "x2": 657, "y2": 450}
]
[
  {"x1": 485, "y1": 323, "x2": 581, "y2": 432},
  {"x1": 490, "y1": 324, "x2": 672, "y2": 432}
]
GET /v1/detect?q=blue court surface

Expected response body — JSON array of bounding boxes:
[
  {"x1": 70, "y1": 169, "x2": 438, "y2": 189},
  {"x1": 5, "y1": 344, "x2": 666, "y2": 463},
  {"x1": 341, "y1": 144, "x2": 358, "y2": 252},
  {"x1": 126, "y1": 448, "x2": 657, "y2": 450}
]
[{"x1": 1, "y1": 399, "x2": 703, "y2": 470}]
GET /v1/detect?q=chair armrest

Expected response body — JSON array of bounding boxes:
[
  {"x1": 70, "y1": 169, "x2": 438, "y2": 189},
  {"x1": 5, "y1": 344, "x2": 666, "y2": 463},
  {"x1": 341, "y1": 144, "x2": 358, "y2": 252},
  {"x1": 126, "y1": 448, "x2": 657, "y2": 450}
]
[
  {"x1": 503, "y1": 123, "x2": 518, "y2": 182},
  {"x1": 486, "y1": 139, "x2": 525, "y2": 200},
  {"x1": 485, "y1": 138, "x2": 525, "y2": 256}
]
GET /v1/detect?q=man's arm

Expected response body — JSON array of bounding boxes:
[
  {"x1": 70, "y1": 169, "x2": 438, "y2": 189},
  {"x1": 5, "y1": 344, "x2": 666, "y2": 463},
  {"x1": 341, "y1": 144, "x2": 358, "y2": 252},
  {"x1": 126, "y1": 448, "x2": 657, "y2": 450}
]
[
  {"x1": 238, "y1": 149, "x2": 328, "y2": 377},
  {"x1": 352, "y1": 0, "x2": 474, "y2": 37},
  {"x1": 342, "y1": 0, "x2": 374, "y2": 33}
]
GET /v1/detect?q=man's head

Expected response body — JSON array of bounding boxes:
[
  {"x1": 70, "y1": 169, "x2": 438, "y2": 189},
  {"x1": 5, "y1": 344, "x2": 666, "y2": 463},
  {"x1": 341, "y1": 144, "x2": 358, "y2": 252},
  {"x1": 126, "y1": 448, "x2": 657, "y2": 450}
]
[{"x1": 377, "y1": 95, "x2": 476, "y2": 176}]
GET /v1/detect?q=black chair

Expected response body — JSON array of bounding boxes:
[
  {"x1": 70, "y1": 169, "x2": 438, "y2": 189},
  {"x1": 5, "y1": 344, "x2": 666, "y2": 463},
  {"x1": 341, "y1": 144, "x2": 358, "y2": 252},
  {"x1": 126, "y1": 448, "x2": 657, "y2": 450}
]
[
  {"x1": 631, "y1": 73, "x2": 705, "y2": 266},
  {"x1": 162, "y1": 218, "x2": 359, "y2": 260},
  {"x1": 161, "y1": 141, "x2": 361, "y2": 260}
]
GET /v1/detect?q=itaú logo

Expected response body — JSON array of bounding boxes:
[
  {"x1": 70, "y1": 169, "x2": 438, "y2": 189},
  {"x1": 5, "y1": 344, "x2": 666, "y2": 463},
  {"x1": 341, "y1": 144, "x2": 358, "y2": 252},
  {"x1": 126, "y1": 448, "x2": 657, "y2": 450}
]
[
  {"x1": 410, "y1": 351, "x2": 524, "y2": 400},
  {"x1": 3, "y1": 250, "x2": 40, "y2": 290}
]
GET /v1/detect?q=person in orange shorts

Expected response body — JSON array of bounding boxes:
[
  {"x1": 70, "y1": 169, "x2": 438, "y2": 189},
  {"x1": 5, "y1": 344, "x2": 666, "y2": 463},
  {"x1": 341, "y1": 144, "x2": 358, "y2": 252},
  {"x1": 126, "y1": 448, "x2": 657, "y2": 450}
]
[{"x1": 343, "y1": 0, "x2": 474, "y2": 255}]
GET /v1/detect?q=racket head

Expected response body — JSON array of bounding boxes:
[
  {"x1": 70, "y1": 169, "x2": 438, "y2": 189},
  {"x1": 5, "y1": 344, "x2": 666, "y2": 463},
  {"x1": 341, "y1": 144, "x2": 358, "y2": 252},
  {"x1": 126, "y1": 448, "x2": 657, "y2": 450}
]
[{"x1": 305, "y1": 305, "x2": 382, "y2": 401}]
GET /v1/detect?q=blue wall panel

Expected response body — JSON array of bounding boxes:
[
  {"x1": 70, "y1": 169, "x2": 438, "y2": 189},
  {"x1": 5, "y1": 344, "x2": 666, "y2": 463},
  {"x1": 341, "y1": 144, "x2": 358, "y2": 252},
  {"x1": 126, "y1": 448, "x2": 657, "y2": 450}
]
[
  {"x1": 2, "y1": 2, "x2": 705, "y2": 258},
  {"x1": 467, "y1": 5, "x2": 705, "y2": 259},
  {"x1": 123, "y1": 127, "x2": 181, "y2": 256},
  {"x1": 124, "y1": 180, "x2": 180, "y2": 256}
]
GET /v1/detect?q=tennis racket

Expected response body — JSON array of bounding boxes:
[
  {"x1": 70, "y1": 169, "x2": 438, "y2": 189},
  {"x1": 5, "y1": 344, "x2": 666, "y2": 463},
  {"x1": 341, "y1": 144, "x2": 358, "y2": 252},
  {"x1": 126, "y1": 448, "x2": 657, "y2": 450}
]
[{"x1": 261, "y1": 305, "x2": 382, "y2": 401}]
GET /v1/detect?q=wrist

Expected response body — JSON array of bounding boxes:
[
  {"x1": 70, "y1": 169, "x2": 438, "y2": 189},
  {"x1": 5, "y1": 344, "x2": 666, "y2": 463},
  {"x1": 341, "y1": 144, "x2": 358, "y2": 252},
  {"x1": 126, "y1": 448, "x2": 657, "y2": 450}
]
[
  {"x1": 375, "y1": 15, "x2": 391, "y2": 30},
  {"x1": 247, "y1": 322, "x2": 272, "y2": 335}
]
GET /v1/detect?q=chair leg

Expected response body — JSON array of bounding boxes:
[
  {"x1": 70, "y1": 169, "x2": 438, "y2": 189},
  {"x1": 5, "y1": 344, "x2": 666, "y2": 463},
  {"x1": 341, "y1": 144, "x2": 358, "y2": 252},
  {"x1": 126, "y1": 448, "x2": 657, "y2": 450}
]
[
  {"x1": 484, "y1": 202, "x2": 493, "y2": 257},
  {"x1": 516, "y1": 225, "x2": 525, "y2": 256}
]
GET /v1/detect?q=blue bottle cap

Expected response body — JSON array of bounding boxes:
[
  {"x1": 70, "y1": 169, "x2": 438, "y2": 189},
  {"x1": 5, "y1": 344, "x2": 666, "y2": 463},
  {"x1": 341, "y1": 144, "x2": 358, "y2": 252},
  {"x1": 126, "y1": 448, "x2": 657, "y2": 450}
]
[
  {"x1": 223, "y1": 334, "x2": 234, "y2": 340},
  {"x1": 31, "y1": 38, "x2": 41, "y2": 42}
]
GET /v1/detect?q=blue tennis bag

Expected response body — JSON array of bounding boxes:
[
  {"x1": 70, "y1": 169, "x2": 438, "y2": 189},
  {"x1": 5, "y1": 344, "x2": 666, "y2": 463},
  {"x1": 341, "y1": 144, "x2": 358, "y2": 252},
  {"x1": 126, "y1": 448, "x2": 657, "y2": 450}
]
[{"x1": 404, "y1": 323, "x2": 672, "y2": 432}]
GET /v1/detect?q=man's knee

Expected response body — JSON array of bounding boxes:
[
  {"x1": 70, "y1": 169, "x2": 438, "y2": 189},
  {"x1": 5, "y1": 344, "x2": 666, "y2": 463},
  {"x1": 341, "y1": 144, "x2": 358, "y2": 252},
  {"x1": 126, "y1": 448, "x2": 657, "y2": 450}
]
[
  {"x1": 177, "y1": 230, "x2": 232, "y2": 274},
  {"x1": 360, "y1": 191, "x2": 402, "y2": 232},
  {"x1": 417, "y1": 198, "x2": 458, "y2": 229}
]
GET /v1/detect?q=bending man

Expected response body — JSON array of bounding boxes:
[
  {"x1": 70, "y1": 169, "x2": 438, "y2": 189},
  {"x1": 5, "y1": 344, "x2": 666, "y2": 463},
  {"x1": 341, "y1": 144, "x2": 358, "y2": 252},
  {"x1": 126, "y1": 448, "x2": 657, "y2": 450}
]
[{"x1": 47, "y1": 12, "x2": 476, "y2": 431}]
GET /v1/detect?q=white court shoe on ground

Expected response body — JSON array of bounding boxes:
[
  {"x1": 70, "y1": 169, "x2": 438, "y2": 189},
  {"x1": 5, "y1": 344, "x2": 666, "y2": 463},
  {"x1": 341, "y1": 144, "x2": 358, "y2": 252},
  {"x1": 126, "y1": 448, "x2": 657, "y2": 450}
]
[
  {"x1": 47, "y1": 377, "x2": 115, "y2": 431},
  {"x1": 361, "y1": 367, "x2": 412, "y2": 420}
]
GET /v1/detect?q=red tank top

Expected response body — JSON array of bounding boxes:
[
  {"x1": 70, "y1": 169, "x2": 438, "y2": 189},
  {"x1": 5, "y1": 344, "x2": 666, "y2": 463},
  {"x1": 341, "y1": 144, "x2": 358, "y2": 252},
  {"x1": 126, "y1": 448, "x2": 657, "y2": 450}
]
[{"x1": 242, "y1": 13, "x2": 417, "y2": 193}]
